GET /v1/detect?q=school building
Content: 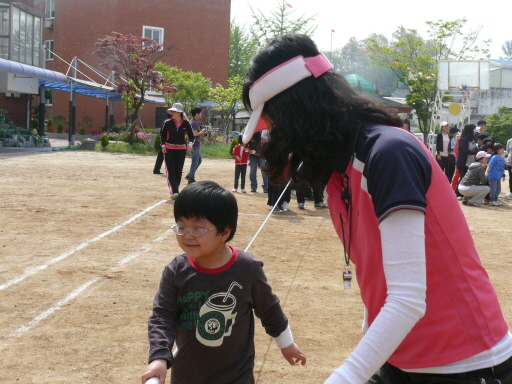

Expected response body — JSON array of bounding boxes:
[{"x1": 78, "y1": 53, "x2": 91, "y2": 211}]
[{"x1": 0, "y1": 0, "x2": 231, "y2": 133}]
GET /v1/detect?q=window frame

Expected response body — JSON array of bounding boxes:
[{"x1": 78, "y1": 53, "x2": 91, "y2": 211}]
[
  {"x1": 44, "y1": 39, "x2": 53, "y2": 61},
  {"x1": 45, "y1": 0, "x2": 55, "y2": 19},
  {"x1": 142, "y1": 25, "x2": 164, "y2": 47}
]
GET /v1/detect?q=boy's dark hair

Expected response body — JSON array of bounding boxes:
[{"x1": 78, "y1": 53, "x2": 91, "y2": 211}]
[
  {"x1": 174, "y1": 181, "x2": 238, "y2": 242},
  {"x1": 494, "y1": 143, "x2": 504, "y2": 152},
  {"x1": 477, "y1": 120, "x2": 487, "y2": 126},
  {"x1": 191, "y1": 107, "x2": 202, "y2": 117},
  {"x1": 449, "y1": 126, "x2": 459, "y2": 134}
]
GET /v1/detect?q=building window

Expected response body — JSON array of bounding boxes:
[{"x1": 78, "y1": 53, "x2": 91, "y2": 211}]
[
  {"x1": 10, "y1": 5, "x2": 42, "y2": 66},
  {"x1": 0, "y1": 4, "x2": 9, "y2": 59},
  {"x1": 44, "y1": 39, "x2": 53, "y2": 60},
  {"x1": 45, "y1": 0, "x2": 55, "y2": 19},
  {"x1": 143, "y1": 26, "x2": 163, "y2": 46},
  {"x1": 45, "y1": 89, "x2": 53, "y2": 106}
]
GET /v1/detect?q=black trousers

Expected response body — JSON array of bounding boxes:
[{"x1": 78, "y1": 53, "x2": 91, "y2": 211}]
[
  {"x1": 154, "y1": 149, "x2": 164, "y2": 172},
  {"x1": 437, "y1": 156, "x2": 451, "y2": 182},
  {"x1": 509, "y1": 165, "x2": 512, "y2": 192},
  {"x1": 163, "y1": 149, "x2": 186, "y2": 194},
  {"x1": 296, "y1": 183, "x2": 325, "y2": 204},
  {"x1": 367, "y1": 355, "x2": 512, "y2": 384},
  {"x1": 447, "y1": 154, "x2": 456, "y2": 183},
  {"x1": 234, "y1": 164, "x2": 247, "y2": 189}
]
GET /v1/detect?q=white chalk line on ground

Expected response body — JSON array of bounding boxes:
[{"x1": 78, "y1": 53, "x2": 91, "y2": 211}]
[
  {"x1": 0, "y1": 200, "x2": 167, "y2": 292},
  {"x1": 1, "y1": 227, "x2": 174, "y2": 346},
  {"x1": 1, "y1": 206, "x2": 325, "y2": 346},
  {"x1": 5, "y1": 277, "x2": 100, "y2": 340}
]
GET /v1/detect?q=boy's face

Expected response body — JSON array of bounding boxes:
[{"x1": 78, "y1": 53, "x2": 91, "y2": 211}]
[
  {"x1": 174, "y1": 216, "x2": 231, "y2": 267},
  {"x1": 498, "y1": 148, "x2": 505, "y2": 156}
]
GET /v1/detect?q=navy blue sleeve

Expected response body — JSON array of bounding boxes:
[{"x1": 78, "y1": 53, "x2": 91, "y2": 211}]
[{"x1": 363, "y1": 129, "x2": 432, "y2": 221}]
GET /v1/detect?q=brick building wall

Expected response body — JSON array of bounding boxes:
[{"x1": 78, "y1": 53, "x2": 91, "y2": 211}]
[{"x1": 2, "y1": 0, "x2": 231, "y2": 132}]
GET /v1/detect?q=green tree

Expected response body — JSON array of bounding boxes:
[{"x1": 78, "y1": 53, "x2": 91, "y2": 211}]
[
  {"x1": 367, "y1": 19, "x2": 490, "y2": 141},
  {"x1": 486, "y1": 106, "x2": 512, "y2": 145},
  {"x1": 210, "y1": 75, "x2": 244, "y2": 142},
  {"x1": 500, "y1": 40, "x2": 512, "y2": 61},
  {"x1": 249, "y1": 1, "x2": 316, "y2": 47},
  {"x1": 229, "y1": 21, "x2": 258, "y2": 78},
  {"x1": 155, "y1": 64, "x2": 211, "y2": 114}
]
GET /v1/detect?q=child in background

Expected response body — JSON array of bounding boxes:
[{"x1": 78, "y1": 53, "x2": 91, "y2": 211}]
[
  {"x1": 232, "y1": 134, "x2": 251, "y2": 193},
  {"x1": 141, "y1": 181, "x2": 306, "y2": 384},
  {"x1": 486, "y1": 143, "x2": 506, "y2": 206}
]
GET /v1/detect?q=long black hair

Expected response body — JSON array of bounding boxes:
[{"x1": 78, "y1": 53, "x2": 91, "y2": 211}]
[
  {"x1": 461, "y1": 124, "x2": 476, "y2": 142},
  {"x1": 242, "y1": 34, "x2": 402, "y2": 185}
]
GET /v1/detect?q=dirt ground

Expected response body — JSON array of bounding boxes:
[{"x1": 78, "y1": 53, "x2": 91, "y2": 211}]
[{"x1": 0, "y1": 150, "x2": 511, "y2": 384}]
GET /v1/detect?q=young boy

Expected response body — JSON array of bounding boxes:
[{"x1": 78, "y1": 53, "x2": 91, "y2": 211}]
[
  {"x1": 141, "y1": 181, "x2": 306, "y2": 384},
  {"x1": 486, "y1": 143, "x2": 506, "y2": 205}
]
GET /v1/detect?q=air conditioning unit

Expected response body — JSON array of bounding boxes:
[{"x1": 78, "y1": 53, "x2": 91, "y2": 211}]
[{"x1": 44, "y1": 19, "x2": 54, "y2": 28}]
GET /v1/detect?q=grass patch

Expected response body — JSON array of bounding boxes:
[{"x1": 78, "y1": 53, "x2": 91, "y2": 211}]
[
  {"x1": 201, "y1": 141, "x2": 232, "y2": 159},
  {"x1": 96, "y1": 142, "x2": 156, "y2": 155}
]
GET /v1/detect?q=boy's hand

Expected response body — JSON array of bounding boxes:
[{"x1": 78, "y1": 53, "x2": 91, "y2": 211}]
[
  {"x1": 281, "y1": 342, "x2": 307, "y2": 366},
  {"x1": 141, "y1": 359, "x2": 167, "y2": 384}
]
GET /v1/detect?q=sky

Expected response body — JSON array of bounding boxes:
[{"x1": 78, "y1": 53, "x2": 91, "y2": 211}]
[{"x1": 230, "y1": 0, "x2": 508, "y2": 59}]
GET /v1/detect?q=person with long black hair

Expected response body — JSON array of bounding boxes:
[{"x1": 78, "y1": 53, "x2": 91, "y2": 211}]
[{"x1": 242, "y1": 34, "x2": 512, "y2": 384}]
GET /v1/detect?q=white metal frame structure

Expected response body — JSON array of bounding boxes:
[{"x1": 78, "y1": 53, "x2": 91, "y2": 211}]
[{"x1": 429, "y1": 60, "x2": 490, "y2": 153}]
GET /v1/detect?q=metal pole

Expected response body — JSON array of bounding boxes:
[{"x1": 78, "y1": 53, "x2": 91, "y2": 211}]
[
  {"x1": 38, "y1": 86, "x2": 46, "y2": 137},
  {"x1": 69, "y1": 56, "x2": 77, "y2": 146}
]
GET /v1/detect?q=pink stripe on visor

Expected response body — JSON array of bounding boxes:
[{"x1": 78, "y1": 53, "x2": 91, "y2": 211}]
[{"x1": 242, "y1": 53, "x2": 332, "y2": 144}]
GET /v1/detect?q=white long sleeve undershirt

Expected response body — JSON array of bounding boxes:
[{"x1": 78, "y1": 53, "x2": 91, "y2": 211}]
[{"x1": 324, "y1": 209, "x2": 427, "y2": 384}]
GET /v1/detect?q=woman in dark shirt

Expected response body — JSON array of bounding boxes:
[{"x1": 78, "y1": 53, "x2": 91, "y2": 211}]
[
  {"x1": 160, "y1": 103, "x2": 194, "y2": 199},
  {"x1": 456, "y1": 124, "x2": 478, "y2": 181}
]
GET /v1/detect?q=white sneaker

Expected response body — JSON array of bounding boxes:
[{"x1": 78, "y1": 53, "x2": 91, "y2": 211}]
[
  {"x1": 232, "y1": 188, "x2": 237, "y2": 193},
  {"x1": 171, "y1": 193, "x2": 179, "y2": 200},
  {"x1": 268, "y1": 205, "x2": 273, "y2": 211},
  {"x1": 282, "y1": 201, "x2": 290, "y2": 211},
  {"x1": 489, "y1": 201, "x2": 499, "y2": 206},
  {"x1": 505, "y1": 192, "x2": 512, "y2": 198}
]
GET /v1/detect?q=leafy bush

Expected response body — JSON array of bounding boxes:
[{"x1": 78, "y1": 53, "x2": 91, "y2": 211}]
[
  {"x1": 57, "y1": 121, "x2": 64, "y2": 133},
  {"x1": 101, "y1": 134, "x2": 109, "y2": 148},
  {"x1": 105, "y1": 133, "x2": 147, "y2": 144},
  {"x1": 486, "y1": 106, "x2": 512, "y2": 146},
  {"x1": 79, "y1": 127, "x2": 86, "y2": 135},
  {"x1": 154, "y1": 134, "x2": 161, "y2": 152},
  {"x1": 229, "y1": 138, "x2": 238, "y2": 155}
]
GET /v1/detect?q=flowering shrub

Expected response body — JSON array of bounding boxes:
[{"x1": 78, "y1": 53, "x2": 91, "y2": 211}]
[
  {"x1": 136, "y1": 132, "x2": 152, "y2": 142},
  {"x1": 48, "y1": 126, "x2": 56, "y2": 132}
]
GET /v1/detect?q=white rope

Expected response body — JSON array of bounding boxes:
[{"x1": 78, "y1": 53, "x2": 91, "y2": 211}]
[{"x1": 244, "y1": 162, "x2": 303, "y2": 253}]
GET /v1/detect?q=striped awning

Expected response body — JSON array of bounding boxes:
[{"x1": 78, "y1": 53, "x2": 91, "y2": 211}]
[{"x1": 0, "y1": 58, "x2": 67, "y2": 83}]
